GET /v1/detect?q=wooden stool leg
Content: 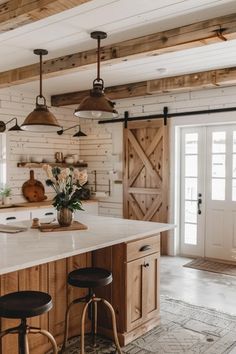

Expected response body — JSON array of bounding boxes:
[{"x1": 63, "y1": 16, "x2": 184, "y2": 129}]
[
  {"x1": 61, "y1": 297, "x2": 86, "y2": 352},
  {"x1": 101, "y1": 299, "x2": 122, "y2": 354},
  {"x1": 92, "y1": 300, "x2": 97, "y2": 347},
  {"x1": 24, "y1": 334, "x2": 29, "y2": 354},
  {"x1": 80, "y1": 299, "x2": 92, "y2": 354},
  {"x1": 29, "y1": 328, "x2": 58, "y2": 353}
]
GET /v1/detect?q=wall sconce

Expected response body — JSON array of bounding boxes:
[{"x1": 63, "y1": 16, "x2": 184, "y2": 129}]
[
  {"x1": 0, "y1": 117, "x2": 22, "y2": 132},
  {"x1": 57, "y1": 124, "x2": 87, "y2": 138}
]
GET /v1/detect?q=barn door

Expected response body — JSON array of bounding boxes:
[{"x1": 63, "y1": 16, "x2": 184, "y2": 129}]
[{"x1": 123, "y1": 120, "x2": 168, "y2": 250}]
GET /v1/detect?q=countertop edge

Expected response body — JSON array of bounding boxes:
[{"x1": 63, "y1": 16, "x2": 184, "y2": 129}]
[{"x1": 0, "y1": 222, "x2": 174, "y2": 275}]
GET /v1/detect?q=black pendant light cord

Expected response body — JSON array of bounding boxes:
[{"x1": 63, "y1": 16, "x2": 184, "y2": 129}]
[
  {"x1": 34, "y1": 49, "x2": 48, "y2": 106},
  {"x1": 91, "y1": 31, "x2": 107, "y2": 89},
  {"x1": 39, "y1": 52, "x2": 43, "y2": 98},
  {"x1": 97, "y1": 36, "x2": 101, "y2": 82}
]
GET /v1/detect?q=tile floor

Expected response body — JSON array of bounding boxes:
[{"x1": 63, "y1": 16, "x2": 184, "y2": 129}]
[{"x1": 160, "y1": 256, "x2": 236, "y2": 315}]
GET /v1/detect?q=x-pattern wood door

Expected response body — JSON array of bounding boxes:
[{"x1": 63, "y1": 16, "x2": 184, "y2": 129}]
[{"x1": 123, "y1": 120, "x2": 168, "y2": 229}]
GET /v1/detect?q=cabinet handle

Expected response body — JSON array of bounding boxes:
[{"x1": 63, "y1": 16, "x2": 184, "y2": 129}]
[
  {"x1": 139, "y1": 245, "x2": 151, "y2": 252},
  {"x1": 6, "y1": 216, "x2": 16, "y2": 220},
  {"x1": 143, "y1": 263, "x2": 149, "y2": 268},
  {"x1": 45, "y1": 212, "x2": 54, "y2": 216}
]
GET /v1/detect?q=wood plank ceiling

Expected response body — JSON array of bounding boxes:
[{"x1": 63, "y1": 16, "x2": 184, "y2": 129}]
[{"x1": 0, "y1": 0, "x2": 236, "y2": 99}]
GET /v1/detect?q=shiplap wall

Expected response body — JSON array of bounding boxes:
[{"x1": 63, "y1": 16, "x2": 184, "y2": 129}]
[
  {"x1": 0, "y1": 87, "x2": 78, "y2": 203},
  {"x1": 78, "y1": 118, "x2": 123, "y2": 217},
  {"x1": 1, "y1": 84, "x2": 236, "y2": 217},
  {"x1": 78, "y1": 84, "x2": 236, "y2": 218}
]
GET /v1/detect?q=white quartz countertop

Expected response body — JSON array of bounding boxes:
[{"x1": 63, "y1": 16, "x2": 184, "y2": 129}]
[{"x1": 0, "y1": 214, "x2": 174, "y2": 275}]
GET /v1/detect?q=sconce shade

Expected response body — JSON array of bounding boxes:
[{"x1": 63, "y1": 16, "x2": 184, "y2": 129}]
[
  {"x1": 73, "y1": 129, "x2": 87, "y2": 137},
  {"x1": 57, "y1": 124, "x2": 87, "y2": 138},
  {"x1": 0, "y1": 117, "x2": 22, "y2": 132},
  {"x1": 8, "y1": 123, "x2": 22, "y2": 131},
  {"x1": 21, "y1": 103, "x2": 61, "y2": 132}
]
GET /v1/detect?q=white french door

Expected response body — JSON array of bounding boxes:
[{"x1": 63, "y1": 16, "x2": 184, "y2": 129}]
[{"x1": 180, "y1": 124, "x2": 236, "y2": 261}]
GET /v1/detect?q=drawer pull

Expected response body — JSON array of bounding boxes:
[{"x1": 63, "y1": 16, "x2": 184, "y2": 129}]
[
  {"x1": 6, "y1": 216, "x2": 16, "y2": 220},
  {"x1": 139, "y1": 245, "x2": 151, "y2": 252},
  {"x1": 45, "y1": 212, "x2": 54, "y2": 216}
]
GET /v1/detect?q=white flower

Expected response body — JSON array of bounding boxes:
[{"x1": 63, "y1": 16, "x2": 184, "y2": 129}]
[{"x1": 78, "y1": 170, "x2": 88, "y2": 186}]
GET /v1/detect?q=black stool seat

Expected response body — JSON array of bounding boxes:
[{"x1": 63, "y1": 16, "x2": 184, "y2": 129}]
[
  {"x1": 0, "y1": 290, "x2": 53, "y2": 319},
  {"x1": 68, "y1": 267, "x2": 112, "y2": 288}
]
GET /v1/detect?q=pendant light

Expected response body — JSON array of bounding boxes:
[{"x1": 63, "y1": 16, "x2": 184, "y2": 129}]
[
  {"x1": 74, "y1": 31, "x2": 118, "y2": 119},
  {"x1": 21, "y1": 49, "x2": 61, "y2": 132}
]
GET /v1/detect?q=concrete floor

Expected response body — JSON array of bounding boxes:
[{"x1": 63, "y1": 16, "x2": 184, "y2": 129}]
[{"x1": 160, "y1": 256, "x2": 236, "y2": 315}]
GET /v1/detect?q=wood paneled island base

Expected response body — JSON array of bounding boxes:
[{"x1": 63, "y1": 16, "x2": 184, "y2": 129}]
[
  {"x1": 0, "y1": 253, "x2": 92, "y2": 354},
  {"x1": 0, "y1": 214, "x2": 173, "y2": 353}
]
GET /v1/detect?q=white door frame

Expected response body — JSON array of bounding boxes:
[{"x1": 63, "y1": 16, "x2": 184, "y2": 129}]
[{"x1": 168, "y1": 111, "x2": 236, "y2": 256}]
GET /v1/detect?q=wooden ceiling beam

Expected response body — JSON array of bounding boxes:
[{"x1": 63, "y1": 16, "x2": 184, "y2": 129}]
[
  {"x1": 1, "y1": 12, "x2": 236, "y2": 88},
  {"x1": 0, "y1": 0, "x2": 93, "y2": 32},
  {"x1": 51, "y1": 66, "x2": 236, "y2": 106}
]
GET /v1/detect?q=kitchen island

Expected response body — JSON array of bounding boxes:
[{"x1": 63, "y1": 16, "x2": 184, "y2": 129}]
[{"x1": 0, "y1": 214, "x2": 174, "y2": 353}]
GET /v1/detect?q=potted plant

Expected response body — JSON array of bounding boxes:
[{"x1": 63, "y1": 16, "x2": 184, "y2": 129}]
[
  {"x1": 0, "y1": 185, "x2": 12, "y2": 205},
  {"x1": 43, "y1": 165, "x2": 87, "y2": 226}
]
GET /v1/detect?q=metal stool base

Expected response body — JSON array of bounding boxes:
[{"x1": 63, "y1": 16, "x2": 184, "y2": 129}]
[
  {"x1": 61, "y1": 293, "x2": 122, "y2": 354},
  {"x1": 0, "y1": 318, "x2": 58, "y2": 354}
]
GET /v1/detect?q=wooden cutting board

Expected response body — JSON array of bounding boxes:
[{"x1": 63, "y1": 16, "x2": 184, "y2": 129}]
[
  {"x1": 39, "y1": 221, "x2": 88, "y2": 232},
  {"x1": 22, "y1": 170, "x2": 47, "y2": 202}
]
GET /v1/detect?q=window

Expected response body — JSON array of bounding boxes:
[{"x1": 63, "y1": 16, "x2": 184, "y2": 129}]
[{"x1": 0, "y1": 134, "x2": 7, "y2": 186}]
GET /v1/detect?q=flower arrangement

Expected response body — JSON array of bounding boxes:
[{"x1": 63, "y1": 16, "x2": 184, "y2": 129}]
[{"x1": 43, "y1": 165, "x2": 88, "y2": 212}]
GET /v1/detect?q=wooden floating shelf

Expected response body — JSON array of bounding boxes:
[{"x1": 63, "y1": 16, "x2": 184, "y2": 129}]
[{"x1": 17, "y1": 162, "x2": 88, "y2": 168}]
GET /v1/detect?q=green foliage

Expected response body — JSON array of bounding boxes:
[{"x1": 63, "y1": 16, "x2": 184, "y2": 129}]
[{"x1": 0, "y1": 185, "x2": 12, "y2": 197}]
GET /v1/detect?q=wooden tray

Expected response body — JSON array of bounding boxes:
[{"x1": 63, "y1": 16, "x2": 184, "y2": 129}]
[{"x1": 39, "y1": 221, "x2": 88, "y2": 232}]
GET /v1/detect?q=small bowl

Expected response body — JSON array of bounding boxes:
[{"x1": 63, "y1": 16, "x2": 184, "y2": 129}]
[{"x1": 65, "y1": 157, "x2": 74, "y2": 164}]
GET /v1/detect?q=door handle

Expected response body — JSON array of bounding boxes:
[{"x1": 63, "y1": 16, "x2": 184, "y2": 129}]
[
  {"x1": 45, "y1": 212, "x2": 54, "y2": 216},
  {"x1": 197, "y1": 197, "x2": 202, "y2": 215},
  {"x1": 6, "y1": 216, "x2": 16, "y2": 220},
  {"x1": 139, "y1": 245, "x2": 151, "y2": 252}
]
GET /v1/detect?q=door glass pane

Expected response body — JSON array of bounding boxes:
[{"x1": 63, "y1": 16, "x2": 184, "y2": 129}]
[
  {"x1": 185, "y1": 155, "x2": 198, "y2": 177},
  {"x1": 185, "y1": 178, "x2": 197, "y2": 200},
  {"x1": 233, "y1": 155, "x2": 236, "y2": 178},
  {"x1": 233, "y1": 179, "x2": 236, "y2": 201},
  {"x1": 212, "y1": 132, "x2": 226, "y2": 153},
  {"x1": 212, "y1": 179, "x2": 225, "y2": 200},
  {"x1": 185, "y1": 201, "x2": 197, "y2": 223},
  {"x1": 184, "y1": 223, "x2": 197, "y2": 245},
  {"x1": 233, "y1": 132, "x2": 236, "y2": 153},
  {"x1": 212, "y1": 155, "x2": 225, "y2": 178},
  {"x1": 185, "y1": 133, "x2": 198, "y2": 154}
]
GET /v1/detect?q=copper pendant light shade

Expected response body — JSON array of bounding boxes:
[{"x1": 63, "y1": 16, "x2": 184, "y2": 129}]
[
  {"x1": 21, "y1": 49, "x2": 61, "y2": 132},
  {"x1": 74, "y1": 31, "x2": 118, "y2": 119}
]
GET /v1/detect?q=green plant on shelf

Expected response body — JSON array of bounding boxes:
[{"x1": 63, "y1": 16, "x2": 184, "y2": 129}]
[{"x1": 0, "y1": 185, "x2": 12, "y2": 197}]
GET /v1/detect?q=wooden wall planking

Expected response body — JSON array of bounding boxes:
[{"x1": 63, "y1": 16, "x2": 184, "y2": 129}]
[
  {"x1": 1, "y1": 84, "x2": 236, "y2": 218},
  {"x1": 0, "y1": 88, "x2": 79, "y2": 203}
]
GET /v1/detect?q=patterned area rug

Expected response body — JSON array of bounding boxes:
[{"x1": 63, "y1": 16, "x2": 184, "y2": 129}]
[
  {"x1": 183, "y1": 258, "x2": 236, "y2": 276},
  {"x1": 56, "y1": 297, "x2": 236, "y2": 354}
]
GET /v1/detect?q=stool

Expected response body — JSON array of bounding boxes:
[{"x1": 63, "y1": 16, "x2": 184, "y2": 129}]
[
  {"x1": 61, "y1": 267, "x2": 122, "y2": 354},
  {"x1": 0, "y1": 290, "x2": 58, "y2": 354}
]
